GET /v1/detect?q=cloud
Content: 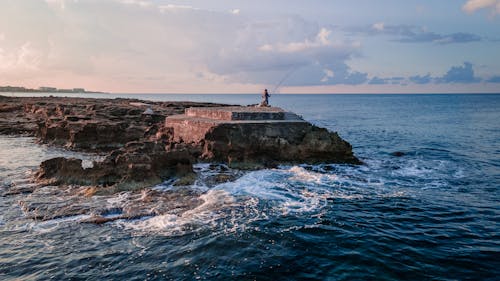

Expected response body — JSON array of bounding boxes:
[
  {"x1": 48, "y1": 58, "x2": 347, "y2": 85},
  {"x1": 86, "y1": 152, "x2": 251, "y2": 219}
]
[
  {"x1": 398, "y1": 32, "x2": 482, "y2": 44},
  {"x1": 0, "y1": 0, "x2": 366, "y2": 91},
  {"x1": 368, "y1": 76, "x2": 405, "y2": 85},
  {"x1": 206, "y1": 20, "x2": 366, "y2": 86},
  {"x1": 438, "y1": 62, "x2": 482, "y2": 83},
  {"x1": 1, "y1": 1, "x2": 496, "y2": 92},
  {"x1": 372, "y1": 22, "x2": 385, "y2": 31},
  {"x1": 369, "y1": 77, "x2": 388, "y2": 85},
  {"x1": 463, "y1": 0, "x2": 500, "y2": 15},
  {"x1": 119, "y1": 0, "x2": 152, "y2": 8},
  {"x1": 0, "y1": 42, "x2": 43, "y2": 72},
  {"x1": 410, "y1": 74, "x2": 432, "y2": 84},
  {"x1": 486, "y1": 75, "x2": 500, "y2": 82},
  {"x1": 373, "y1": 63, "x2": 484, "y2": 86},
  {"x1": 347, "y1": 24, "x2": 482, "y2": 44}
]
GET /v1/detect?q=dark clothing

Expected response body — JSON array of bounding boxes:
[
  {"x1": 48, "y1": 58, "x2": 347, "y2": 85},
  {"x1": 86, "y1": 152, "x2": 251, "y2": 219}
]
[{"x1": 262, "y1": 89, "x2": 270, "y2": 106}]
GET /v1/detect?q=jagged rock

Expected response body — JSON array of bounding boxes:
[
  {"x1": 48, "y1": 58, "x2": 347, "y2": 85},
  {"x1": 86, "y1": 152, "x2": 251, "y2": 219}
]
[
  {"x1": 35, "y1": 142, "x2": 196, "y2": 192},
  {"x1": 201, "y1": 122, "x2": 359, "y2": 168},
  {"x1": 167, "y1": 106, "x2": 360, "y2": 168},
  {"x1": 0, "y1": 95, "x2": 227, "y2": 150}
]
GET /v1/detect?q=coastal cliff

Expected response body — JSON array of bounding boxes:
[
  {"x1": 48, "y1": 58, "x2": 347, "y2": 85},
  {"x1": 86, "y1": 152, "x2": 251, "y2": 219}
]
[{"x1": 0, "y1": 95, "x2": 359, "y2": 194}]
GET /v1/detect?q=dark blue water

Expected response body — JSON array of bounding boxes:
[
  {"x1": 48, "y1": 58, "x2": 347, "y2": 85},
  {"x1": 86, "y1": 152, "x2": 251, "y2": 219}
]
[{"x1": 1, "y1": 94, "x2": 499, "y2": 280}]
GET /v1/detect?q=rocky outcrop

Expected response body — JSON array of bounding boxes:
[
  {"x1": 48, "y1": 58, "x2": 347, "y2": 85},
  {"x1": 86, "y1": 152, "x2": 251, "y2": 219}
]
[
  {"x1": 201, "y1": 122, "x2": 359, "y2": 168},
  {"x1": 2, "y1": 96, "x2": 222, "y2": 150},
  {"x1": 0, "y1": 95, "x2": 228, "y2": 191},
  {"x1": 35, "y1": 142, "x2": 195, "y2": 193},
  {"x1": 1, "y1": 96, "x2": 359, "y2": 193},
  {"x1": 166, "y1": 106, "x2": 360, "y2": 169}
]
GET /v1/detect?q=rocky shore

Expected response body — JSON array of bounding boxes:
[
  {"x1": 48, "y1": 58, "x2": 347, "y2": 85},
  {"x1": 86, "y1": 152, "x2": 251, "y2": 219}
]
[{"x1": 0, "y1": 95, "x2": 359, "y2": 196}]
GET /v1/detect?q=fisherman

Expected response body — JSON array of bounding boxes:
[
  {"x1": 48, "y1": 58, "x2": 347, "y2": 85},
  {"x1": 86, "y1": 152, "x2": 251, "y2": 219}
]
[{"x1": 260, "y1": 88, "x2": 270, "y2": 107}]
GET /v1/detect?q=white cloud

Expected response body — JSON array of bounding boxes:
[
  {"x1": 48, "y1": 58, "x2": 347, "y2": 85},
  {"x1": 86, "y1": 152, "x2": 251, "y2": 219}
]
[
  {"x1": 231, "y1": 9, "x2": 241, "y2": 15},
  {"x1": 0, "y1": 0, "x2": 365, "y2": 91},
  {"x1": 159, "y1": 4, "x2": 197, "y2": 12},
  {"x1": 259, "y1": 28, "x2": 337, "y2": 53},
  {"x1": 462, "y1": 0, "x2": 500, "y2": 15},
  {"x1": 119, "y1": 0, "x2": 152, "y2": 7},
  {"x1": 321, "y1": 68, "x2": 335, "y2": 82},
  {"x1": 258, "y1": 44, "x2": 273, "y2": 52},
  {"x1": 44, "y1": 0, "x2": 66, "y2": 10},
  {"x1": 208, "y1": 20, "x2": 364, "y2": 86},
  {"x1": 0, "y1": 42, "x2": 42, "y2": 71},
  {"x1": 372, "y1": 22, "x2": 385, "y2": 31}
]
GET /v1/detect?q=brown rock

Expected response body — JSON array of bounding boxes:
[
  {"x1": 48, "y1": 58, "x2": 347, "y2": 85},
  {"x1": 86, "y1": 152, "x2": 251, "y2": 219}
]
[
  {"x1": 202, "y1": 122, "x2": 360, "y2": 168},
  {"x1": 166, "y1": 107, "x2": 360, "y2": 168},
  {"x1": 34, "y1": 141, "x2": 196, "y2": 193},
  {"x1": 2, "y1": 96, "x2": 360, "y2": 193}
]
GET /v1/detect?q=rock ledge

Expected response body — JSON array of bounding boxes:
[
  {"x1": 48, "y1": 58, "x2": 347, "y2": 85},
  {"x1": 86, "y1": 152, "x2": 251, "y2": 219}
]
[{"x1": 166, "y1": 106, "x2": 359, "y2": 168}]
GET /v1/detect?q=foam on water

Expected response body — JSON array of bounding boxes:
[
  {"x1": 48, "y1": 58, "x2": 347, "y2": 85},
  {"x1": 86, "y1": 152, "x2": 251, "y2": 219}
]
[
  {"x1": 25, "y1": 214, "x2": 92, "y2": 234},
  {"x1": 288, "y1": 166, "x2": 338, "y2": 184},
  {"x1": 117, "y1": 189, "x2": 261, "y2": 236},
  {"x1": 8, "y1": 152, "x2": 457, "y2": 238},
  {"x1": 115, "y1": 164, "x2": 378, "y2": 235}
]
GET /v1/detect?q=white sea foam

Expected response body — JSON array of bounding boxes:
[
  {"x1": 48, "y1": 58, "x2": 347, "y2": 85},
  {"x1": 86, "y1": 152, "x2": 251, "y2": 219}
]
[
  {"x1": 212, "y1": 166, "x2": 363, "y2": 215},
  {"x1": 117, "y1": 189, "x2": 256, "y2": 236},
  {"x1": 106, "y1": 192, "x2": 132, "y2": 205},
  {"x1": 29, "y1": 214, "x2": 92, "y2": 233},
  {"x1": 111, "y1": 161, "x2": 433, "y2": 235},
  {"x1": 392, "y1": 159, "x2": 450, "y2": 178},
  {"x1": 288, "y1": 166, "x2": 338, "y2": 184}
]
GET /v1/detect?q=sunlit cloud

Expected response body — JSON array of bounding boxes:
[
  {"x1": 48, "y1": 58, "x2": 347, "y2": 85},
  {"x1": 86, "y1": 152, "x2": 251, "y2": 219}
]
[
  {"x1": 0, "y1": 0, "x2": 366, "y2": 91},
  {"x1": 0, "y1": 1, "x2": 498, "y2": 93},
  {"x1": 463, "y1": 0, "x2": 500, "y2": 15}
]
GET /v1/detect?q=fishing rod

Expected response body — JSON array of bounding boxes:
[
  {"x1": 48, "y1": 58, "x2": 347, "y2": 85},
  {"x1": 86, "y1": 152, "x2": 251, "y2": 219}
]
[{"x1": 271, "y1": 67, "x2": 298, "y2": 95}]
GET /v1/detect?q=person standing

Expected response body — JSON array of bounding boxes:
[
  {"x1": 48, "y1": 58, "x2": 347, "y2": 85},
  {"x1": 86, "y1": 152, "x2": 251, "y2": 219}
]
[{"x1": 261, "y1": 89, "x2": 270, "y2": 107}]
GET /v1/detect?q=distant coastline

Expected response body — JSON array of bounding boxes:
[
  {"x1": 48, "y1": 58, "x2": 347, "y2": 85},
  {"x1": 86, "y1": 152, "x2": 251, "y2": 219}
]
[{"x1": 0, "y1": 85, "x2": 107, "y2": 94}]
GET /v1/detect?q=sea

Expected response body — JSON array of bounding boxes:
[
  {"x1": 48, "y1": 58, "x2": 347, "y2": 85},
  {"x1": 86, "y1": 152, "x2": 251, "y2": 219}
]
[{"x1": 0, "y1": 93, "x2": 499, "y2": 280}]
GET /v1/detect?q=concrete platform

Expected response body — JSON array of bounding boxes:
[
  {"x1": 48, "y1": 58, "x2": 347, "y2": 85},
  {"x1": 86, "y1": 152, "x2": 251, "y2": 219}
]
[
  {"x1": 186, "y1": 106, "x2": 288, "y2": 121},
  {"x1": 166, "y1": 106, "x2": 305, "y2": 143}
]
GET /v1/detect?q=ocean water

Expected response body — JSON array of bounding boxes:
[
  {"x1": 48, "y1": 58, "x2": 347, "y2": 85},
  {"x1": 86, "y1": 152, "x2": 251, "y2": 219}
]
[{"x1": 0, "y1": 94, "x2": 499, "y2": 280}]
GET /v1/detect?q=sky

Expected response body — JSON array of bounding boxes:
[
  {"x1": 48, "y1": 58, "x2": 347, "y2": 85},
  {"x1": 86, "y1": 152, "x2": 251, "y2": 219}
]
[{"x1": 0, "y1": 0, "x2": 499, "y2": 93}]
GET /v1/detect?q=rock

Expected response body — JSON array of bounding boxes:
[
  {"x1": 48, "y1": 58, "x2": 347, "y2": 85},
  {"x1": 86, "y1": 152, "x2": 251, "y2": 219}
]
[
  {"x1": 0, "y1": 95, "x2": 227, "y2": 150},
  {"x1": 35, "y1": 157, "x2": 89, "y2": 185},
  {"x1": 2, "y1": 95, "x2": 360, "y2": 194},
  {"x1": 166, "y1": 106, "x2": 360, "y2": 168},
  {"x1": 203, "y1": 122, "x2": 359, "y2": 168},
  {"x1": 391, "y1": 151, "x2": 405, "y2": 157},
  {"x1": 34, "y1": 142, "x2": 196, "y2": 193}
]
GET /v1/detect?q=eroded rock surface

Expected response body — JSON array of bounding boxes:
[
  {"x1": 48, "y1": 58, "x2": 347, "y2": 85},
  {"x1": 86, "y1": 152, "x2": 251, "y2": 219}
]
[
  {"x1": 1, "y1": 95, "x2": 359, "y2": 200},
  {"x1": 202, "y1": 122, "x2": 359, "y2": 168},
  {"x1": 34, "y1": 142, "x2": 195, "y2": 194},
  {"x1": 0, "y1": 95, "x2": 221, "y2": 149},
  {"x1": 166, "y1": 106, "x2": 360, "y2": 169},
  {"x1": 0, "y1": 95, "x2": 227, "y2": 191}
]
